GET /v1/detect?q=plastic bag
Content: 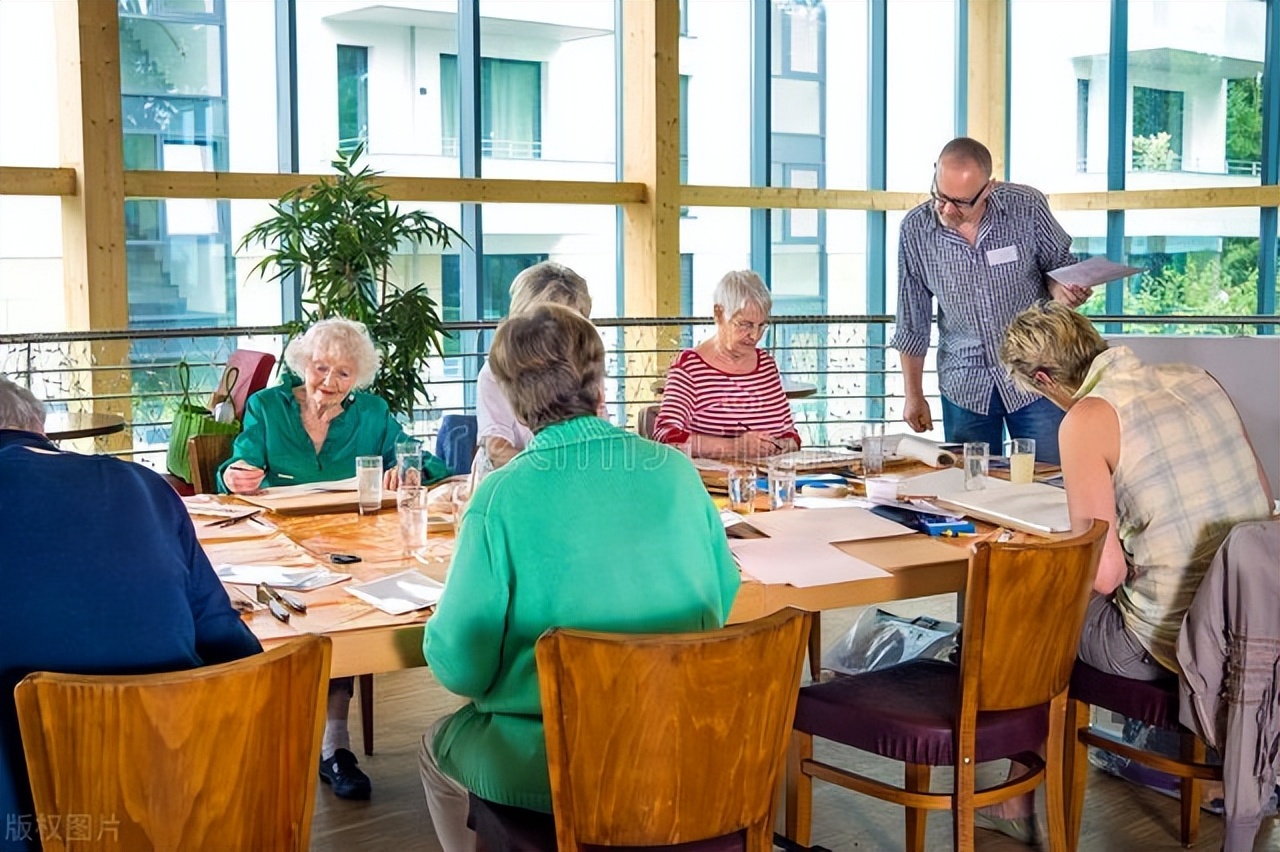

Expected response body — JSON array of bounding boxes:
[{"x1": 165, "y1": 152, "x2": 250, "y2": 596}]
[{"x1": 821, "y1": 608, "x2": 960, "y2": 676}]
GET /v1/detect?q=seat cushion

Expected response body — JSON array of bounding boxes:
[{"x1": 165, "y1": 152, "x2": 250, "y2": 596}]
[
  {"x1": 468, "y1": 795, "x2": 746, "y2": 852},
  {"x1": 794, "y1": 659, "x2": 1048, "y2": 766},
  {"x1": 1068, "y1": 662, "x2": 1180, "y2": 729}
]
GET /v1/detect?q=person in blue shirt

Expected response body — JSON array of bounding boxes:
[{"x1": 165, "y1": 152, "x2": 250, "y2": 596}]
[{"x1": 0, "y1": 375, "x2": 261, "y2": 852}]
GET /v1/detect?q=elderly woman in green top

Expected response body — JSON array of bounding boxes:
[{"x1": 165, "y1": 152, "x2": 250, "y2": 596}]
[
  {"x1": 219, "y1": 317, "x2": 448, "y2": 802},
  {"x1": 419, "y1": 304, "x2": 741, "y2": 851},
  {"x1": 219, "y1": 317, "x2": 448, "y2": 494}
]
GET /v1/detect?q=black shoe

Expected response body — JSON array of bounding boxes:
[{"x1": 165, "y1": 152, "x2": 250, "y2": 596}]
[{"x1": 319, "y1": 748, "x2": 372, "y2": 800}]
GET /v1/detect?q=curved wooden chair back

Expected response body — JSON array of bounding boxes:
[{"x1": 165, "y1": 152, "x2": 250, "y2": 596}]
[
  {"x1": 959, "y1": 519, "x2": 1107, "y2": 714},
  {"x1": 636, "y1": 404, "x2": 661, "y2": 440},
  {"x1": 15, "y1": 635, "x2": 330, "y2": 852},
  {"x1": 187, "y1": 432, "x2": 235, "y2": 495},
  {"x1": 535, "y1": 608, "x2": 811, "y2": 852}
]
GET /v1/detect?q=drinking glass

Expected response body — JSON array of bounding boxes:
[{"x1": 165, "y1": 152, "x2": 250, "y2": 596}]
[
  {"x1": 727, "y1": 466, "x2": 758, "y2": 515},
  {"x1": 355, "y1": 455, "x2": 383, "y2": 514},
  {"x1": 397, "y1": 485, "x2": 430, "y2": 558},
  {"x1": 395, "y1": 439, "x2": 423, "y2": 488},
  {"x1": 963, "y1": 442, "x2": 989, "y2": 491},
  {"x1": 767, "y1": 463, "x2": 797, "y2": 511},
  {"x1": 862, "y1": 434, "x2": 886, "y2": 477},
  {"x1": 1005, "y1": 437, "x2": 1036, "y2": 485}
]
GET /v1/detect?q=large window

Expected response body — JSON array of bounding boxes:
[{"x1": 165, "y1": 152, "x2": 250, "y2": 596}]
[
  {"x1": 441, "y1": 55, "x2": 543, "y2": 160},
  {"x1": 337, "y1": 45, "x2": 369, "y2": 154}
]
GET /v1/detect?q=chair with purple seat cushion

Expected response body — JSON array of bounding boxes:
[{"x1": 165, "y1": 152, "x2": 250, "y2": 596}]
[
  {"x1": 783, "y1": 520, "x2": 1107, "y2": 852},
  {"x1": 472, "y1": 609, "x2": 810, "y2": 852},
  {"x1": 1064, "y1": 663, "x2": 1220, "y2": 850}
]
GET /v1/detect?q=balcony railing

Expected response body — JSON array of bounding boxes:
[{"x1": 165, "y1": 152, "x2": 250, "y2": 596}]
[
  {"x1": 3, "y1": 314, "x2": 1276, "y2": 471},
  {"x1": 440, "y1": 137, "x2": 543, "y2": 159}
]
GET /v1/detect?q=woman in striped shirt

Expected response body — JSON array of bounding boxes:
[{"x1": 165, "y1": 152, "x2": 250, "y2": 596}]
[{"x1": 652, "y1": 270, "x2": 801, "y2": 458}]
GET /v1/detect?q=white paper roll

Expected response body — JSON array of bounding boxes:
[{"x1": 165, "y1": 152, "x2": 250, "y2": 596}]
[{"x1": 894, "y1": 434, "x2": 957, "y2": 468}]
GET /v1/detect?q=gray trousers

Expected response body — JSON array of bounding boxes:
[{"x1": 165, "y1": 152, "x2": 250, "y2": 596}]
[
  {"x1": 419, "y1": 715, "x2": 476, "y2": 852},
  {"x1": 1077, "y1": 593, "x2": 1171, "y2": 681}
]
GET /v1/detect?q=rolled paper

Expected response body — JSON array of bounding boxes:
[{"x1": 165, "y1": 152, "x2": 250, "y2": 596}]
[{"x1": 895, "y1": 434, "x2": 957, "y2": 469}]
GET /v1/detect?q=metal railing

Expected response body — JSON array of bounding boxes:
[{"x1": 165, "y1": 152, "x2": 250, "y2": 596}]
[{"x1": 3, "y1": 314, "x2": 1277, "y2": 471}]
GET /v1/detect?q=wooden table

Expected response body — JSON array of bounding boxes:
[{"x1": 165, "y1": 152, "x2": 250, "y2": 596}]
[
  {"x1": 210, "y1": 503, "x2": 969, "y2": 678},
  {"x1": 44, "y1": 411, "x2": 127, "y2": 441}
]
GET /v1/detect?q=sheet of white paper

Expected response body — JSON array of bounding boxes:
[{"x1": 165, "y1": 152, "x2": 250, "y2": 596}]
[
  {"x1": 1047, "y1": 256, "x2": 1144, "y2": 289},
  {"x1": 345, "y1": 570, "x2": 444, "y2": 615},
  {"x1": 745, "y1": 507, "x2": 910, "y2": 543},
  {"x1": 250, "y1": 476, "x2": 360, "y2": 499},
  {"x1": 214, "y1": 564, "x2": 350, "y2": 589},
  {"x1": 794, "y1": 496, "x2": 867, "y2": 509},
  {"x1": 719, "y1": 509, "x2": 747, "y2": 528},
  {"x1": 729, "y1": 538, "x2": 890, "y2": 587},
  {"x1": 897, "y1": 468, "x2": 1071, "y2": 533}
]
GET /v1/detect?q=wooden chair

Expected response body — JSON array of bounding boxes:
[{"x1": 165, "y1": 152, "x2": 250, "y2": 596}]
[
  {"x1": 636, "y1": 404, "x2": 661, "y2": 440},
  {"x1": 15, "y1": 635, "x2": 331, "y2": 852},
  {"x1": 1064, "y1": 663, "x2": 1220, "y2": 850},
  {"x1": 187, "y1": 432, "x2": 235, "y2": 494},
  {"x1": 784, "y1": 520, "x2": 1107, "y2": 852},
  {"x1": 471, "y1": 608, "x2": 811, "y2": 851}
]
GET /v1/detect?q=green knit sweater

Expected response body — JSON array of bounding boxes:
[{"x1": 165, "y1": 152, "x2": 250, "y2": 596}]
[{"x1": 424, "y1": 415, "x2": 740, "y2": 811}]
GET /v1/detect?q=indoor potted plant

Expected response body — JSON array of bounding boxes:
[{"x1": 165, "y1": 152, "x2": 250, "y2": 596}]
[{"x1": 240, "y1": 144, "x2": 460, "y2": 419}]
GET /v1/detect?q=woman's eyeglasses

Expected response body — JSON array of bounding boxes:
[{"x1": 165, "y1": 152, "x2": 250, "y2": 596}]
[
  {"x1": 732, "y1": 319, "x2": 769, "y2": 335},
  {"x1": 930, "y1": 177, "x2": 990, "y2": 210}
]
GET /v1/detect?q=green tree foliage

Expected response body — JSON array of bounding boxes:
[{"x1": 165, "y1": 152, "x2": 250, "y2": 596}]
[
  {"x1": 1226, "y1": 77, "x2": 1263, "y2": 166},
  {"x1": 1079, "y1": 239, "x2": 1260, "y2": 335},
  {"x1": 240, "y1": 145, "x2": 462, "y2": 419}
]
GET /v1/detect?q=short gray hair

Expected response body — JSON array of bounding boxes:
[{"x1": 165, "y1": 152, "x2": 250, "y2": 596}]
[
  {"x1": 508, "y1": 261, "x2": 592, "y2": 317},
  {"x1": 0, "y1": 375, "x2": 46, "y2": 433},
  {"x1": 713, "y1": 269, "x2": 772, "y2": 320},
  {"x1": 284, "y1": 317, "x2": 381, "y2": 388}
]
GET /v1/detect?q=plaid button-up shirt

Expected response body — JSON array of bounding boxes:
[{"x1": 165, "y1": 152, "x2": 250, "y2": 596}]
[{"x1": 891, "y1": 183, "x2": 1074, "y2": 415}]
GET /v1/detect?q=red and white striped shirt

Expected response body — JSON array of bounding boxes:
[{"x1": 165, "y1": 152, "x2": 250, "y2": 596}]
[{"x1": 652, "y1": 348, "x2": 800, "y2": 446}]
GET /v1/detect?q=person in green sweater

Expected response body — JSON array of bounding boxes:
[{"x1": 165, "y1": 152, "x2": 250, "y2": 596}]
[
  {"x1": 219, "y1": 317, "x2": 449, "y2": 801},
  {"x1": 420, "y1": 304, "x2": 741, "y2": 852}
]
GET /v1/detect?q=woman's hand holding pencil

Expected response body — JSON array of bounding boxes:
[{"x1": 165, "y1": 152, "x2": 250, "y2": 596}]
[{"x1": 223, "y1": 460, "x2": 267, "y2": 495}]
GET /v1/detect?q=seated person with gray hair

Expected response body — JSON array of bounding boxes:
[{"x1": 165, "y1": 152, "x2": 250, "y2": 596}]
[
  {"x1": 652, "y1": 269, "x2": 801, "y2": 458},
  {"x1": 472, "y1": 261, "x2": 595, "y2": 485},
  {"x1": 0, "y1": 375, "x2": 261, "y2": 852},
  {"x1": 419, "y1": 304, "x2": 740, "y2": 852},
  {"x1": 219, "y1": 316, "x2": 449, "y2": 801}
]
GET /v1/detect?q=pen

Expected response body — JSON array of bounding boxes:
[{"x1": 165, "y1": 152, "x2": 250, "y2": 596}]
[
  {"x1": 940, "y1": 530, "x2": 976, "y2": 538},
  {"x1": 206, "y1": 509, "x2": 262, "y2": 528},
  {"x1": 276, "y1": 473, "x2": 294, "y2": 480}
]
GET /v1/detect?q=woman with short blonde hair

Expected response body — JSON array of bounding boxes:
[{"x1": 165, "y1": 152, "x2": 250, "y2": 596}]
[{"x1": 999, "y1": 301, "x2": 1107, "y2": 396}]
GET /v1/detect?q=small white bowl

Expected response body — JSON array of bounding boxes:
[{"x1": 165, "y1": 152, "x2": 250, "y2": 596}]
[{"x1": 864, "y1": 477, "x2": 900, "y2": 502}]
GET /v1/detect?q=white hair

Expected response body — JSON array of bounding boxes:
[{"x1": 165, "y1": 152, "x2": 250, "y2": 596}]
[
  {"x1": 283, "y1": 317, "x2": 381, "y2": 388},
  {"x1": 713, "y1": 269, "x2": 772, "y2": 320},
  {"x1": 0, "y1": 375, "x2": 46, "y2": 433}
]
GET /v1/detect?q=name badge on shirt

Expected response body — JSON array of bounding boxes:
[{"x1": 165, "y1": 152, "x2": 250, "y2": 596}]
[{"x1": 986, "y1": 245, "x2": 1019, "y2": 266}]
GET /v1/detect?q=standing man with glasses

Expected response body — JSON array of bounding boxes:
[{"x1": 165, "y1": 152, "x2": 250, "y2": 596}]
[{"x1": 891, "y1": 137, "x2": 1089, "y2": 464}]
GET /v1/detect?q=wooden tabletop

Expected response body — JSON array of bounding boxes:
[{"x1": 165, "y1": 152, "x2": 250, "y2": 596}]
[
  {"x1": 44, "y1": 411, "x2": 127, "y2": 441},
  {"x1": 202, "y1": 495, "x2": 973, "y2": 679}
]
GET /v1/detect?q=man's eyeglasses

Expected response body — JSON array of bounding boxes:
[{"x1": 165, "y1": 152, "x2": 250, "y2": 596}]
[
  {"x1": 930, "y1": 177, "x2": 990, "y2": 210},
  {"x1": 732, "y1": 319, "x2": 769, "y2": 335}
]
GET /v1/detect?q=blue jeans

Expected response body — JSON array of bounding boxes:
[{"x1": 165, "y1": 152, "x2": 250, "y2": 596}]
[{"x1": 941, "y1": 390, "x2": 1064, "y2": 465}]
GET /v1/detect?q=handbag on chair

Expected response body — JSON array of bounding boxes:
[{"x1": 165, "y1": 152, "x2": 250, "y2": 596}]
[{"x1": 167, "y1": 361, "x2": 241, "y2": 483}]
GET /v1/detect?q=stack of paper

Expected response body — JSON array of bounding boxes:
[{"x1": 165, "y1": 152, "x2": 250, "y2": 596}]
[
  {"x1": 729, "y1": 506, "x2": 907, "y2": 587},
  {"x1": 895, "y1": 467, "x2": 1071, "y2": 534},
  {"x1": 346, "y1": 570, "x2": 445, "y2": 615}
]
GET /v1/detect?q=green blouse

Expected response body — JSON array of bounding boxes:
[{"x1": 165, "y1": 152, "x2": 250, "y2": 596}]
[
  {"x1": 425, "y1": 415, "x2": 740, "y2": 812},
  {"x1": 217, "y1": 378, "x2": 448, "y2": 492}
]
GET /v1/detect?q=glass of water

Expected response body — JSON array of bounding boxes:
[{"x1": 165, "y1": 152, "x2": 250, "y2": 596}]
[
  {"x1": 768, "y1": 463, "x2": 797, "y2": 511},
  {"x1": 963, "y1": 442, "x2": 989, "y2": 491},
  {"x1": 727, "y1": 466, "x2": 758, "y2": 515},
  {"x1": 355, "y1": 455, "x2": 383, "y2": 515},
  {"x1": 397, "y1": 485, "x2": 430, "y2": 558},
  {"x1": 395, "y1": 439, "x2": 423, "y2": 488}
]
